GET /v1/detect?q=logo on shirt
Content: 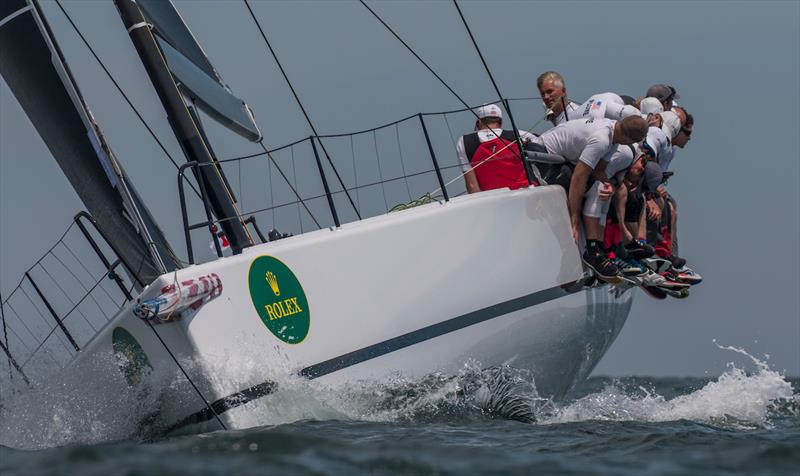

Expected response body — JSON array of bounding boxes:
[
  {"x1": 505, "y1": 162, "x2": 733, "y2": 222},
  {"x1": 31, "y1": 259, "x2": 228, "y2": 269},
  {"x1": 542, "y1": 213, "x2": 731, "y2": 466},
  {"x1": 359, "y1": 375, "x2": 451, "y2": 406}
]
[{"x1": 248, "y1": 255, "x2": 310, "y2": 344}]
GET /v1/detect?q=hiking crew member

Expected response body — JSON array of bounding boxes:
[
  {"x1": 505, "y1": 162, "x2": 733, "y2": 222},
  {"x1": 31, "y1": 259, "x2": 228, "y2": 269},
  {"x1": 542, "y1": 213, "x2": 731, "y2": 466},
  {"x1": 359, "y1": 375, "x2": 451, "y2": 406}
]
[
  {"x1": 530, "y1": 115, "x2": 649, "y2": 281},
  {"x1": 456, "y1": 104, "x2": 537, "y2": 193},
  {"x1": 583, "y1": 143, "x2": 638, "y2": 269},
  {"x1": 536, "y1": 71, "x2": 580, "y2": 127},
  {"x1": 573, "y1": 92, "x2": 642, "y2": 121},
  {"x1": 646, "y1": 84, "x2": 679, "y2": 112}
]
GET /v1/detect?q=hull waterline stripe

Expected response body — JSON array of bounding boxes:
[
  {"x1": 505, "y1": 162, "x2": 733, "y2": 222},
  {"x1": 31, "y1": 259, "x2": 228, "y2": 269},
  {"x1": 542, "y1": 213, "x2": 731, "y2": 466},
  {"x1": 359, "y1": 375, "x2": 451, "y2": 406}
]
[
  {"x1": 299, "y1": 285, "x2": 571, "y2": 379},
  {"x1": 165, "y1": 281, "x2": 577, "y2": 432}
]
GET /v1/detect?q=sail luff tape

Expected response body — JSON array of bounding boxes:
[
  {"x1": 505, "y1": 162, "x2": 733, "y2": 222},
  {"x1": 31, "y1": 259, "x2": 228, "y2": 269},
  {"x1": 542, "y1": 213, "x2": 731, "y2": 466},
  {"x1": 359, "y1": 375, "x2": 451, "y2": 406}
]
[
  {"x1": 0, "y1": 5, "x2": 32, "y2": 30},
  {"x1": 127, "y1": 21, "x2": 152, "y2": 34}
]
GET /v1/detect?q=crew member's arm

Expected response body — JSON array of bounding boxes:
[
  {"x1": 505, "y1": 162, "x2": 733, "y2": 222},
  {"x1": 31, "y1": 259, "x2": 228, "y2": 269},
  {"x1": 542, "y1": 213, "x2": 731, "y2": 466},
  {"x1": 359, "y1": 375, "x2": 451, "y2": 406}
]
[
  {"x1": 568, "y1": 162, "x2": 592, "y2": 242},
  {"x1": 464, "y1": 170, "x2": 481, "y2": 194},
  {"x1": 592, "y1": 161, "x2": 615, "y2": 201},
  {"x1": 569, "y1": 132, "x2": 610, "y2": 240},
  {"x1": 456, "y1": 136, "x2": 480, "y2": 194},
  {"x1": 646, "y1": 196, "x2": 663, "y2": 221},
  {"x1": 613, "y1": 182, "x2": 633, "y2": 243}
]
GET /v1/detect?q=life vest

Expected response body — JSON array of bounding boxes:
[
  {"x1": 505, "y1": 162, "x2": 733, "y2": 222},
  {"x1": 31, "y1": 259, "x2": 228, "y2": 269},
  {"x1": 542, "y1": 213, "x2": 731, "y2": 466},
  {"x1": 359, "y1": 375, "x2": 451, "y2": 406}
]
[{"x1": 463, "y1": 130, "x2": 530, "y2": 191}]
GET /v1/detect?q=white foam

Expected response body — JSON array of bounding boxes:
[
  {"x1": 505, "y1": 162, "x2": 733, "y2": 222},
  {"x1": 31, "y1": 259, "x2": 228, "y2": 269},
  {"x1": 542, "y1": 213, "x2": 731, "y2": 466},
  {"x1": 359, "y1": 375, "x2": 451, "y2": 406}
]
[{"x1": 543, "y1": 344, "x2": 797, "y2": 428}]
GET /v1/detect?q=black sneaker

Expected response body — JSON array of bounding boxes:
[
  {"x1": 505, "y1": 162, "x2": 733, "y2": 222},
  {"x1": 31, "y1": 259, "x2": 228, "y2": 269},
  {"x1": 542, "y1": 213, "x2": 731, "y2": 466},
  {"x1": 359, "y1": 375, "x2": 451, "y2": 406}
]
[
  {"x1": 583, "y1": 250, "x2": 622, "y2": 284},
  {"x1": 624, "y1": 240, "x2": 655, "y2": 260},
  {"x1": 668, "y1": 255, "x2": 687, "y2": 269}
]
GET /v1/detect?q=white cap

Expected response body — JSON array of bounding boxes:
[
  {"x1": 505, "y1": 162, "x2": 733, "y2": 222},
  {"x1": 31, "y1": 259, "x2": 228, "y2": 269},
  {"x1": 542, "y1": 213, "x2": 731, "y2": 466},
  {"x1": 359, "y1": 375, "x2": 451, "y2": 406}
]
[
  {"x1": 660, "y1": 110, "x2": 681, "y2": 139},
  {"x1": 639, "y1": 97, "x2": 664, "y2": 116},
  {"x1": 475, "y1": 104, "x2": 503, "y2": 120}
]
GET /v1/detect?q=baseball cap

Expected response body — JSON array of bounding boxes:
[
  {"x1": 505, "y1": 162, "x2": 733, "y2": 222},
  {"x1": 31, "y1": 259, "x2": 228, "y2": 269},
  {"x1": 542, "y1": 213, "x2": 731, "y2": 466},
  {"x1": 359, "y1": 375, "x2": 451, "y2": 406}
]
[
  {"x1": 475, "y1": 104, "x2": 503, "y2": 120},
  {"x1": 642, "y1": 161, "x2": 664, "y2": 193},
  {"x1": 646, "y1": 84, "x2": 680, "y2": 103},
  {"x1": 639, "y1": 97, "x2": 664, "y2": 116},
  {"x1": 660, "y1": 110, "x2": 681, "y2": 139}
]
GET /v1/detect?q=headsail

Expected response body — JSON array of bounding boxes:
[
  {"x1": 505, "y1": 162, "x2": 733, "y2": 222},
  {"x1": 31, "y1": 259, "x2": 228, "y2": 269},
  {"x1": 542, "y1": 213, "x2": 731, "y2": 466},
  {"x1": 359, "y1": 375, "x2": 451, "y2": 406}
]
[
  {"x1": 137, "y1": 0, "x2": 262, "y2": 142},
  {"x1": 0, "y1": 0, "x2": 178, "y2": 285}
]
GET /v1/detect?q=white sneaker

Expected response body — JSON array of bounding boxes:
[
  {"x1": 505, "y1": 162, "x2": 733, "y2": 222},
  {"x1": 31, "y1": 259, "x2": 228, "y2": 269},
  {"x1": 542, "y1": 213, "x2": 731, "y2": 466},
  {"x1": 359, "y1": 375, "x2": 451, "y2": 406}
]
[{"x1": 642, "y1": 272, "x2": 666, "y2": 286}]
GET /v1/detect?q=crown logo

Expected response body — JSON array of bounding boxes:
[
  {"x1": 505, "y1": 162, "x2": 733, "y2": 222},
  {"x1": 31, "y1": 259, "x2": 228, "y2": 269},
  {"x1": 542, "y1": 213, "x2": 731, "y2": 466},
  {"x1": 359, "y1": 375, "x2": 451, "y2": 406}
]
[{"x1": 265, "y1": 271, "x2": 280, "y2": 296}]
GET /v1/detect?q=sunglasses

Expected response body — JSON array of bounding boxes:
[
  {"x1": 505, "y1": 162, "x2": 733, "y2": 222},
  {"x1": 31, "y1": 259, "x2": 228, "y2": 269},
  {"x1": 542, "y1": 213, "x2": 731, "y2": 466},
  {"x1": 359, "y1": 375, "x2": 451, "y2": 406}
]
[
  {"x1": 641, "y1": 140, "x2": 657, "y2": 158},
  {"x1": 680, "y1": 127, "x2": 692, "y2": 137}
]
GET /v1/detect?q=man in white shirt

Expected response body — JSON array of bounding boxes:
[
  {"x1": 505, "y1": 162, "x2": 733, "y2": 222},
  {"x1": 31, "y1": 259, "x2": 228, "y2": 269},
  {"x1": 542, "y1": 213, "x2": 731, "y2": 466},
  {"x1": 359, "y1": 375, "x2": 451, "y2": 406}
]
[
  {"x1": 532, "y1": 115, "x2": 649, "y2": 282},
  {"x1": 646, "y1": 84, "x2": 679, "y2": 112},
  {"x1": 536, "y1": 71, "x2": 580, "y2": 127},
  {"x1": 573, "y1": 92, "x2": 642, "y2": 121},
  {"x1": 456, "y1": 104, "x2": 537, "y2": 193}
]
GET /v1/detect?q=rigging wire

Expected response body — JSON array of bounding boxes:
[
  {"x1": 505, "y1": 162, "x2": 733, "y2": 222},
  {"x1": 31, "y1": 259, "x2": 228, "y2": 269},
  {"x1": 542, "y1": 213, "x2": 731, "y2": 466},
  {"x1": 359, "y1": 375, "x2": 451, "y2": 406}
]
[
  {"x1": 357, "y1": 0, "x2": 523, "y2": 162},
  {"x1": 0, "y1": 290, "x2": 30, "y2": 386},
  {"x1": 1, "y1": 289, "x2": 12, "y2": 382},
  {"x1": 290, "y1": 145, "x2": 304, "y2": 233},
  {"x1": 256, "y1": 142, "x2": 322, "y2": 229},
  {"x1": 52, "y1": 0, "x2": 201, "y2": 199},
  {"x1": 143, "y1": 317, "x2": 227, "y2": 431},
  {"x1": 452, "y1": 1, "x2": 505, "y2": 109},
  {"x1": 242, "y1": 0, "x2": 362, "y2": 221},
  {"x1": 452, "y1": 0, "x2": 529, "y2": 181}
]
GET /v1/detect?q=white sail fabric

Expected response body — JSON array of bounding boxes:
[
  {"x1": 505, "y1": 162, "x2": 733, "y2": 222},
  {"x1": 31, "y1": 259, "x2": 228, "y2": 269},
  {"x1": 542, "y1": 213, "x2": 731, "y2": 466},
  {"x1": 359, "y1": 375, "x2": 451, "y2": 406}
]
[{"x1": 138, "y1": 0, "x2": 262, "y2": 142}]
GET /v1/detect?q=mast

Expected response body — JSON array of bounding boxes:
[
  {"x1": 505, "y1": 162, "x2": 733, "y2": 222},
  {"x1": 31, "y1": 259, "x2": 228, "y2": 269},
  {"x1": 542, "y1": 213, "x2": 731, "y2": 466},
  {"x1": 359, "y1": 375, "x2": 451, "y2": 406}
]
[{"x1": 113, "y1": 0, "x2": 253, "y2": 254}]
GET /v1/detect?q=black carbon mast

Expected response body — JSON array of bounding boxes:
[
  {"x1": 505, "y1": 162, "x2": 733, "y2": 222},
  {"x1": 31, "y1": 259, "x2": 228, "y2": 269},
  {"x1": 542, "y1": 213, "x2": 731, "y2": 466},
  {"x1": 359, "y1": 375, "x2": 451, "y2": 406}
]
[
  {"x1": 113, "y1": 0, "x2": 254, "y2": 254},
  {"x1": 0, "y1": 0, "x2": 178, "y2": 285}
]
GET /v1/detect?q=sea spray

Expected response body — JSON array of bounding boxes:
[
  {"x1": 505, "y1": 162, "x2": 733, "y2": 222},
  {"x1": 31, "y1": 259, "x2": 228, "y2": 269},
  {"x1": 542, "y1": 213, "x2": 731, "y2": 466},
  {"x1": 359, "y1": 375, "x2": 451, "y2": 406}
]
[
  {"x1": 1, "y1": 341, "x2": 796, "y2": 450},
  {"x1": 543, "y1": 345, "x2": 796, "y2": 428}
]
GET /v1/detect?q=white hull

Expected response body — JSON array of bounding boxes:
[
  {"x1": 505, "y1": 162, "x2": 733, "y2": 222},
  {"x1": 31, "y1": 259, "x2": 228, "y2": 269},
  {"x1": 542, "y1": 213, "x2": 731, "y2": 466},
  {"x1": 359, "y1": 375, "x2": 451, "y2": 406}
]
[{"x1": 67, "y1": 185, "x2": 632, "y2": 432}]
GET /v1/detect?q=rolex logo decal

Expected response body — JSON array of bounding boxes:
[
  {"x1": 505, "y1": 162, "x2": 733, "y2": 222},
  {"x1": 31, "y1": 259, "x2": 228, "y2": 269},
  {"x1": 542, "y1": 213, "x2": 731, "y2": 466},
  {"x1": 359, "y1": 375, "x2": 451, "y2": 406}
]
[
  {"x1": 266, "y1": 271, "x2": 280, "y2": 296},
  {"x1": 248, "y1": 256, "x2": 310, "y2": 344}
]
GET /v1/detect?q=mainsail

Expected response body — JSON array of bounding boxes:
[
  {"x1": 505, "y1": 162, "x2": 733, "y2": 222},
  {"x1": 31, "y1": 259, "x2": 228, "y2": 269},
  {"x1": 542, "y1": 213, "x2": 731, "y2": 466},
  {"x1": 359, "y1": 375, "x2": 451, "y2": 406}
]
[
  {"x1": 137, "y1": 0, "x2": 262, "y2": 142},
  {"x1": 0, "y1": 0, "x2": 178, "y2": 285}
]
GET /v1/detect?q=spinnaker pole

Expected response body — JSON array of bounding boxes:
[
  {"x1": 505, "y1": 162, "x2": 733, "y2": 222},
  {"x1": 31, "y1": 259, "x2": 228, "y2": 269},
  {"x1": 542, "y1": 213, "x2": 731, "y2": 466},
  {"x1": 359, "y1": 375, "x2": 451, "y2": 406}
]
[{"x1": 113, "y1": 0, "x2": 253, "y2": 254}]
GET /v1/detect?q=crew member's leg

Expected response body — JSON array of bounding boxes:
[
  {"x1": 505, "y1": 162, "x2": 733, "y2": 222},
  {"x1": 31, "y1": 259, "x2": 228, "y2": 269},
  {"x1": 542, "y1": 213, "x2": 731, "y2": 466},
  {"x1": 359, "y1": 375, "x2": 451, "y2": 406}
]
[{"x1": 581, "y1": 182, "x2": 619, "y2": 281}]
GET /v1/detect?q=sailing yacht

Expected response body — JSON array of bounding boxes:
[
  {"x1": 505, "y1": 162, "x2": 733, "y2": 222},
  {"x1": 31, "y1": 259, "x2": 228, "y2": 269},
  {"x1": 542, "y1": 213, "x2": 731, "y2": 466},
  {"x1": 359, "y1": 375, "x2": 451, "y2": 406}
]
[{"x1": 0, "y1": 0, "x2": 633, "y2": 433}]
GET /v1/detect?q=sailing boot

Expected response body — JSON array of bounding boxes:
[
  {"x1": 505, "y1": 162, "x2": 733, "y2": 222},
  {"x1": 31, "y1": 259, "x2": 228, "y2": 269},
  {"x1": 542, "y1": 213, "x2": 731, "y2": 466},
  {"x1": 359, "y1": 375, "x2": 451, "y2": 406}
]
[
  {"x1": 667, "y1": 254, "x2": 687, "y2": 269},
  {"x1": 656, "y1": 270, "x2": 691, "y2": 290},
  {"x1": 674, "y1": 267, "x2": 703, "y2": 285},
  {"x1": 624, "y1": 240, "x2": 656, "y2": 260},
  {"x1": 614, "y1": 256, "x2": 648, "y2": 277},
  {"x1": 643, "y1": 256, "x2": 672, "y2": 274},
  {"x1": 583, "y1": 242, "x2": 622, "y2": 284}
]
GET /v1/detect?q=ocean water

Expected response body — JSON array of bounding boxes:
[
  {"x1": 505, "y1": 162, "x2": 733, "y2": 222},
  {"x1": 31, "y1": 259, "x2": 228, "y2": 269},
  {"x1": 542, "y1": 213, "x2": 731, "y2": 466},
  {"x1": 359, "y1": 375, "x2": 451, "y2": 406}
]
[{"x1": 0, "y1": 350, "x2": 797, "y2": 475}]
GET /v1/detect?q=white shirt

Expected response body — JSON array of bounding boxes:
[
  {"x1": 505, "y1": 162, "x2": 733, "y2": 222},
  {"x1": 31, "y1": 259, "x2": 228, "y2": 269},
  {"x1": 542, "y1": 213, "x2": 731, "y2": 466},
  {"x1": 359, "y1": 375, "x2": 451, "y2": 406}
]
[
  {"x1": 548, "y1": 101, "x2": 581, "y2": 127},
  {"x1": 643, "y1": 127, "x2": 674, "y2": 171},
  {"x1": 537, "y1": 117, "x2": 616, "y2": 169},
  {"x1": 574, "y1": 92, "x2": 640, "y2": 121},
  {"x1": 600, "y1": 144, "x2": 636, "y2": 182},
  {"x1": 456, "y1": 128, "x2": 538, "y2": 172},
  {"x1": 659, "y1": 144, "x2": 676, "y2": 172}
]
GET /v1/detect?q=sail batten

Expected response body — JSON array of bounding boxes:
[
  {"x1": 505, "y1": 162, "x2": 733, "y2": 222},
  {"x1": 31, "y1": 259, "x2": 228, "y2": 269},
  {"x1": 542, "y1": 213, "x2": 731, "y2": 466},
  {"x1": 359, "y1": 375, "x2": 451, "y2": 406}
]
[{"x1": 0, "y1": 0, "x2": 177, "y2": 285}]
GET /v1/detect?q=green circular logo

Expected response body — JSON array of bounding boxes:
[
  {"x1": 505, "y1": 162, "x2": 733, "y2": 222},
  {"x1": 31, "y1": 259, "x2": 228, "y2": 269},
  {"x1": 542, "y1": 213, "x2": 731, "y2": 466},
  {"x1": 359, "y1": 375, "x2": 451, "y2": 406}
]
[
  {"x1": 248, "y1": 255, "x2": 310, "y2": 344},
  {"x1": 111, "y1": 327, "x2": 152, "y2": 386}
]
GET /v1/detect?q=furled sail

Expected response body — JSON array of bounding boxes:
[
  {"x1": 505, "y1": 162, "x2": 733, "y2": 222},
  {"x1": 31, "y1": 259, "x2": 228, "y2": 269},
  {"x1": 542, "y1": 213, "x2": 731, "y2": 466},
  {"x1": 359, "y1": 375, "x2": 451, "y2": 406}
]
[
  {"x1": 137, "y1": 0, "x2": 262, "y2": 142},
  {"x1": 0, "y1": 0, "x2": 178, "y2": 285}
]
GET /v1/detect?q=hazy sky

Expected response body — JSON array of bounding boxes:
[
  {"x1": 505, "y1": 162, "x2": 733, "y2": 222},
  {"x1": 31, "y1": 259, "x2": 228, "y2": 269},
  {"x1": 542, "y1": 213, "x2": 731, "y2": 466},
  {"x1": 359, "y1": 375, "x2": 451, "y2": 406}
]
[{"x1": 1, "y1": 0, "x2": 798, "y2": 376}]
